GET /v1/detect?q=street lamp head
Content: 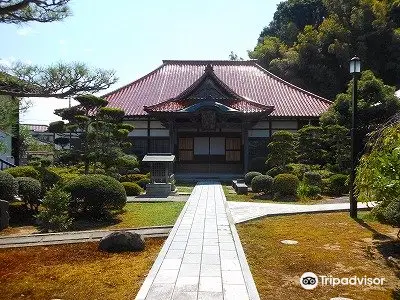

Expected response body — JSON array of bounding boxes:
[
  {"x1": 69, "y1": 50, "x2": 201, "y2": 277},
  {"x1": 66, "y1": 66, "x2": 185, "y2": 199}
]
[{"x1": 350, "y1": 56, "x2": 361, "y2": 74}]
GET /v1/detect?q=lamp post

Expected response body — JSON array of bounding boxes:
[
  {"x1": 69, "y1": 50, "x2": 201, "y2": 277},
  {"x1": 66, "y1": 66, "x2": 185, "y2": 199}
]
[{"x1": 349, "y1": 56, "x2": 361, "y2": 218}]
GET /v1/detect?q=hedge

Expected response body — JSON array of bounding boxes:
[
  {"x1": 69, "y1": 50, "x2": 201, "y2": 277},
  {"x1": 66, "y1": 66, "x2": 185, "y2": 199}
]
[
  {"x1": 64, "y1": 174, "x2": 127, "y2": 217},
  {"x1": 16, "y1": 177, "x2": 42, "y2": 210},
  {"x1": 325, "y1": 174, "x2": 349, "y2": 196},
  {"x1": 244, "y1": 171, "x2": 262, "y2": 186},
  {"x1": 0, "y1": 171, "x2": 18, "y2": 201},
  {"x1": 251, "y1": 175, "x2": 273, "y2": 194},
  {"x1": 273, "y1": 173, "x2": 299, "y2": 197},
  {"x1": 5, "y1": 166, "x2": 40, "y2": 180},
  {"x1": 122, "y1": 182, "x2": 143, "y2": 196}
]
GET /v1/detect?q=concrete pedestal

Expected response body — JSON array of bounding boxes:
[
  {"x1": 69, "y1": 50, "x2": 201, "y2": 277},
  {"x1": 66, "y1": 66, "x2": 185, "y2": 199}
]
[{"x1": 145, "y1": 183, "x2": 172, "y2": 197}]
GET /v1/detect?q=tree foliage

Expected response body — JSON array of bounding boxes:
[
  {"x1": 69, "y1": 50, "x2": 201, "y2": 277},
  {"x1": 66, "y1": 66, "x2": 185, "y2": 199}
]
[
  {"x1": 53, "y1": 94, "x2": 133, "y2": 174},
  {"x1": 321, "y1": 70, "x2": 400, "y2": 131},
  {"x1": 0, "y1": 62, "x2": 118, "y2": 98},
  {"x1": 250, "y1": 0, "x2": 400, "y2": 99},
  {"x1": 0, "y1": 2, "x2": 117, "y2": 99},
  {"x1": 0, "y1": 0, "x2": 71, "y2": 24},
  {"x1": 356, "y1": 118, "x2": 400, "y2": 205},
  {"x1": 266, "y1": 131, "x2": 297, "y2": 169}
]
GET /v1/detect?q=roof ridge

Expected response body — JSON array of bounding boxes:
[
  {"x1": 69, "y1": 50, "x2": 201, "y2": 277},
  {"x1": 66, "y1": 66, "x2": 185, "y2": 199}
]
[
  {"x1": 252, "y1": 62, "x2": 333, "y2": 104},
  {"x1": 101, "y1": 62, "x2": 166, "y2": 98},
  {"x1": 162, "y1": 59, "x2": 257, "y2": 65}
]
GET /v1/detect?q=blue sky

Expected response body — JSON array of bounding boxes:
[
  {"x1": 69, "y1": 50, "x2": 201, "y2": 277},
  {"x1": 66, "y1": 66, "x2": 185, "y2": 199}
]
[{"x1": 0, "y1": 0, "x2": 282, "y2": 124}]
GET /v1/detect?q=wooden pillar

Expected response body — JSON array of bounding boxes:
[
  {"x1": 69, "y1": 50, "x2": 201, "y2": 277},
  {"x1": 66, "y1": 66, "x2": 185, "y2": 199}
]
[
  {"x1": 168, "y1": 120, "x2": 174, "y2": 154},
  {"x1": 242, "y1": 120, "x2": 249, "y2": 173}
]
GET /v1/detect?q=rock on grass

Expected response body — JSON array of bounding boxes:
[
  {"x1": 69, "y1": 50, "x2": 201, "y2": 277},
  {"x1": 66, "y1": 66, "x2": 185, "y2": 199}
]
[{"x1": 98, "y1": 231, "x2": 145, "y2": 252}]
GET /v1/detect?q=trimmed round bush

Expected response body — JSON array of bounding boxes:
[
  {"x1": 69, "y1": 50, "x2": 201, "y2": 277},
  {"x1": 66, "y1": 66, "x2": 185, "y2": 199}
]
[
  {"x1": 273, "y1": 173, "x2": 300, "y2": 196},
  {"x1": 244, "y1": 171, "x2": 262, "y2": 186},
  {"x1": 326, "y1": 174, "x2": 349, "y2": 196},
  {"x1": 249, "y1": 157, "x2": 267, "y2": 173},
  {"x1": 116, "y1": 155, "x2": 139, "y2": 174},
  {"x1": 5, "y1": 166, "x2": 40, "y2": 180},
  {"x1": 304, "y1": 171, "x2": 322, "y2": 187},
  {"x1": 120, "y1": 173, "x2": 147, "y2": 183},
  {"x1": 16, "y1": 177, "x2": 42, "y2": 209},
  {"x1": 266, "y1": 165, "x2": 292, "y2": 177},
  {"x1": 122, "y1": 182, "x2": 143, "y2": 196},
  {"x1": 0, "y1": 171, "x2": 18, "y2": 201},
  {"x1": 137, "y1": 177, "x2": 151, "y2": 189},
  {"x1": 64, "y1": 174, "x2": 127, "y2": 217},
  {"x1": 251, "y1": 175, "x2": 273, "y2": 194}
]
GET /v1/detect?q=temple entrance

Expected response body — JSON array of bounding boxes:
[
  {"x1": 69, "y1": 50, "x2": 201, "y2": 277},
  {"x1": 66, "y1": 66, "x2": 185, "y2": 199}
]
[{"x1": 176, "y1": 135, "x2": 242, "y2": 174}]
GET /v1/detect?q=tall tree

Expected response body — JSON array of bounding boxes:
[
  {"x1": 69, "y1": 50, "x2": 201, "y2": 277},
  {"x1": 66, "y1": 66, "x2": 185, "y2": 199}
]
[
  {"x1": 250, "y1": 0, "x2": 400, "y2": 99},
  {"x1": 52, "y1": 95, "x2": 133, "y2": 174},
  {"x1": 0, "y1": 62, "x2": 117, "y2": 98},
  {"x1": 0, "y1": 0, "x2": 70, "y2": 24}
]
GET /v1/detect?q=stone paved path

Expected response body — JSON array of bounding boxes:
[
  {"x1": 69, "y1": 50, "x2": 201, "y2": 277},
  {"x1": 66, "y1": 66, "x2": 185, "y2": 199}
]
[
  {"x1": 228, "y1": 201, "x2": 374, "y2": 224},
  {"x1": 135, "y1": 181, "x2": 260, "y2": 300}
]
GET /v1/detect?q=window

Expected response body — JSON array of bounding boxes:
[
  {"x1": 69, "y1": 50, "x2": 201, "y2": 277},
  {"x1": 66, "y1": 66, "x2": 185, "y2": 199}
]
[
  {"x1": 130, "y1": 138, "x2": 148, "y2": 156},
  {"x1": 179, "y1": 137, "x2": 194, "y2": 161},
  {"x1": 150, "y1": 138, "x2": 170, "y2": 153},
  {"x1": 226, "y1": 137, "x2": 241, "y2": 162}
]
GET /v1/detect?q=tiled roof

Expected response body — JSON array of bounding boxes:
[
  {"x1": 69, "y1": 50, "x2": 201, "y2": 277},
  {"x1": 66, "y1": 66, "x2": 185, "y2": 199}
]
[
  {"x1": 103, "y1": 60, "x2": 332, "y2": 117},
  {"x1": 23, "y1": 124, "x2": 48, "y2": 132}
]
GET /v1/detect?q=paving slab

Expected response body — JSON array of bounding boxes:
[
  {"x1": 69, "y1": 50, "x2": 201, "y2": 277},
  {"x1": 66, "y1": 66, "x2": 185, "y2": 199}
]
[
  {"x1": 228, "y1": 201, "x2": 375, "y2": 224},
  {"x1": 135, "y1": 181, "x2": 260, "y2": 300}
]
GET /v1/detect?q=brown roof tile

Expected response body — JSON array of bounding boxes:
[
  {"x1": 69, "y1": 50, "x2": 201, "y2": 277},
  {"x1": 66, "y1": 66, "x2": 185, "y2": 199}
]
[{"x1": 103, "y1": 60, "x2": 332, "y2": 117}]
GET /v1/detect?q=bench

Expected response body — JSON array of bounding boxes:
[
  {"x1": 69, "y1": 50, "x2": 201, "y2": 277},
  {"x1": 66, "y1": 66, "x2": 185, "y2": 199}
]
[{"x1": 232, "y1": 179, "x2": 248, "y2": 195}]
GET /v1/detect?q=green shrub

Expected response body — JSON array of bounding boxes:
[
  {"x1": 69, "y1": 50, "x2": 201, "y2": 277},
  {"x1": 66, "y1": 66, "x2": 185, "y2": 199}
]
[
  {"x1": 244, "y1": 171, "x2": 262, "y2": 185},
  {"x1": 372, "y1": 198, "x2": 400, "y2": 232},
  {"x1": 5, "y1": 166, "x2": 40, "y2": 180},
  {"x1": 273, "y1": 173, "x2": 300, "y2": 197},
  {"x1": 251, "y1": 175, "x2": 273, "y2": 194},
  {"x1": 297, "y1": 182, "x2": 322, "y2": 199},
  {"x1": 40, "y1": 158, "x2": 53, "y2": 168},
  {"x1": 137, "y1": 177, "x2": 151, "y2": 189},
  {"x1": 64, "y1": 174, "x2": 127, "y2": 218},
  {"x1": 249, "y1": 157, "x2": 267, "y2": 173},
  {"x1": 120, "y1": 173, "x2": 147, "y2": 183},
  {"x1": 16, "y1": 177, "x2": 42, "y2": 211},
  {"x1": 286, "y1": 163, "x2": 312, "y2": 180},
  {"x1": 36, "y1": 187, "x2": 73, "y2": 232},
  {"x1": 314, "y1": 169, "x2": 334, "y2": 179},
  {"x1": 326, "y1": 174, "x2": 349, "y2": 196},
  {"x1": 0, "y1": 171, "x2": 18, "y2": 201},
  {"x1": 266, "y1": 165, "x2": 292, "y2": 177},
  {"x1": 304, "y1": 171, "x2": 322, "y2": 187},
  {"x1": 116, "y1": 155, "x2": 139, "y2": 174},
  {"x1": 37, "y1": 167, "x2": 61, "y2": 193},
  {"x1": 121, "y1": 182, "x2": 143, "y2": 196}
]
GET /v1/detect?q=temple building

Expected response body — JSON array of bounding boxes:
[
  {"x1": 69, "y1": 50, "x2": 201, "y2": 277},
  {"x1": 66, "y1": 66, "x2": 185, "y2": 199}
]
[{"x1": 103, "y1": 60, "x2": 332, "y2": 174}]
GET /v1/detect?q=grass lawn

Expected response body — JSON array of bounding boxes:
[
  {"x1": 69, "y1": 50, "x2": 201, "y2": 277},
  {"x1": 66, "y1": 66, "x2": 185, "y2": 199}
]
[
  {"x1": 0, "y1": 238, "x2": 164, "y2": 300},
  {"x1": 1, "y1": 202, "x2": 185, "y2": 236},
  {"x1": 223, "y1": 184, "x2": 339, "y2": 204},
  {"x1": 175, "y1": 182, "x2": 195, "y2": 194},
  {"x1": 237, "y1": 212, "x2": 400, "y2": 300},
  {"x1": 109, "y1": 202, "x2": 185, "y2": 228}
]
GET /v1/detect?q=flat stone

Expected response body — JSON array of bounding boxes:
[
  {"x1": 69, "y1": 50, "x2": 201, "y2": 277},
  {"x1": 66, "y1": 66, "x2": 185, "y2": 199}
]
[{"x1": 281, "y1": 240, "x2": 299, "y2": 245}]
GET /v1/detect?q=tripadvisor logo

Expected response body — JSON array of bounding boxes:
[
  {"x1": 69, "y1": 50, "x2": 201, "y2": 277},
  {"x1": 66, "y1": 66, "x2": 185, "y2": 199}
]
[
  {"x1": 300, "y1": 272, "x2": 318, "y2": 290},
  {"x1": 300, "y1": 272, "x2": 385, "y2": 290}
]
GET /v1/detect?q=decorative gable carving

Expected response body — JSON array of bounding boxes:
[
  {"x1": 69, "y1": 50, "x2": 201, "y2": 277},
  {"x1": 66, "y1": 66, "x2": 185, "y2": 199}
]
[{"x1": 187, "y1": 78, "x2": 230, "y2": 100}]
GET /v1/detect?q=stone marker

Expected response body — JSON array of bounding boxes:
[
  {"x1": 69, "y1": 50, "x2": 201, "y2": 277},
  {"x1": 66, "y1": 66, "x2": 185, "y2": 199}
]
[
  {"x1": 281, "y1": 240, "x2": 298, "y2": 245},
  {"x1": 0, "y1": 200, "x2": 9, "y2": 230},
  {"x1": 98, "y1": 231, "x2": 145, "y2": 252}
]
